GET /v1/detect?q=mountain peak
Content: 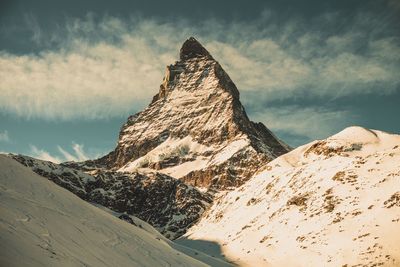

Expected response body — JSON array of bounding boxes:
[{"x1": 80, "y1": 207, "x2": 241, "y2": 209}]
[
  {"x1": 95, "y1": 37, "x2": 289, "y2": 189},
  {"x1": 179, "y1": 37, "x2": 212, "y2": 61}
]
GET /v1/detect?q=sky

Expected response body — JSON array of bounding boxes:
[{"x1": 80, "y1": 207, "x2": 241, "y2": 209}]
[{"x1": 0, "y1": 0, "x2": 399, "y2": 162}]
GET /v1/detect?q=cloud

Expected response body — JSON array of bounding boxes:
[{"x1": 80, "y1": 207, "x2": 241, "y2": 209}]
[
  {"x1": 29, "y1": 143, "x2": 94, "y2": 163},
  {"x1": 72, "y1": 143, "x2": 89, "y2": 161},
  {"x1": 0, "y1": 12, "x2": 399, "y2": 120},
  {"x1": 57, "y1": 146, "x2": 78, "y2": 162},
  {"x1": 30, "y1": 145, "x2": 62, "y2": 163},
  {"x1": 0, "y1": 130, "x2": 10, "y2": 142}
]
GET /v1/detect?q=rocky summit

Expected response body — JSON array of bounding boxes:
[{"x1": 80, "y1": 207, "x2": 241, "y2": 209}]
[{"x1": 96, "y1": 37, "x2": 289, "y2": 189}]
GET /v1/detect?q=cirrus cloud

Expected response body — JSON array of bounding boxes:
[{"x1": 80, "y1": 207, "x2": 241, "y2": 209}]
[
  {"x1": 0, "y1": 12, "x2": 399, "y2": 120},
  {"x1": 29, "y1": 143, "x2": 98, "y2": 163}
]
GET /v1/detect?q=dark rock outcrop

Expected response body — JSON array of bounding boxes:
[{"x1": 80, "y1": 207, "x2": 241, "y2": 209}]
[{"x1": 180, "y1": 37, "x2": 213, "y2": 61}]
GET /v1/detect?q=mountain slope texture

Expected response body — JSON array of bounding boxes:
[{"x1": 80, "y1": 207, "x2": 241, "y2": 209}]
[
  {"x1": 0, "y1": 155, "x2": 210, "y2": 267},
  {"x1": 182, "y1": 127, "x2": 400, "y2": 267}
]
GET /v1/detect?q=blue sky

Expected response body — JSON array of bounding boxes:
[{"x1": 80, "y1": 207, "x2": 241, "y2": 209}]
[{"x1": 1, "y1": 0, "x2": 399, "y2": 162}]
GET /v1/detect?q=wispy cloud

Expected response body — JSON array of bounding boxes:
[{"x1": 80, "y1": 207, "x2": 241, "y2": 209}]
[
  {"x1": 72, "y1": 143, "x2": 89, "y2": 161},
  {"x1": 0, "y1": 130, "x2": 10, "y2": 142},
  {"x1": 30, "y1": 145, "x2": 62, "y2": 163},
  {"x1": 57, "y1": 146, "x2": 78, "y2": 162},
  {"x1": 57, "y1": 143, "x2": 89, "y2": 162},
  {"x1": 0, "y1": 12, "x2": 398, "y2": 121},
  {"x1": 29, "y1": 143, "x2": 94, "y2": 163}
]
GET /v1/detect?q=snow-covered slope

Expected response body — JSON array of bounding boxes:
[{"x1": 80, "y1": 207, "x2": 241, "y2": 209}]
[
  {"x1": 10, "y1": 154, "x2": 212, "y2": 239},
  {"x1": 91, "y1": 204, "x2": 234, "y2": 267},
  {"x1": 0, "y1": 155, "x2": 211, "y2": 267},
  {"x1": 182, "y1": 127, "x2": 400, "y2": 266}
]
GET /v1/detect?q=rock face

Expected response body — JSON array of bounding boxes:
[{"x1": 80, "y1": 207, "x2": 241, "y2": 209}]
[
  {"x1": 182, "y1": 127, "x2": 400, "y2": 266},
  {"x1": 97, "y1": 37, "x2": 289, "y2": 189},
  {"x1": 12, "y1": 155, "x2": 212, "y2": 239}
]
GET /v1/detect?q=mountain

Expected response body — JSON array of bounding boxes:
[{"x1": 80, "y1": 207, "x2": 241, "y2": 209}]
[
  {"x1": 9, "y1": 38, "x2": 289, "y2": 239},
  {"x1": 95, "y1": 37, "x2": 289, "y2": 189},
  {"x1": 2, "y1": 38, "x2": 399, "y2": 267},
  {"x1": 181, "y1": 126, "x2": 400, "y2": 266},
  {"x1": 8, "y1": 37, "x2": 288, "y2": 240},
  {"x1": 0, "y1": 155, "x2": 215, "y2": 267}
]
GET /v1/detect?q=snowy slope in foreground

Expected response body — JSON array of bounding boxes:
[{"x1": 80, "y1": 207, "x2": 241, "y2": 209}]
[
  {"x1": 183, "y1": 127, "x2": 400, "y2": 267},
  {"x1": 0, "y1": 155, "x2": 208, "y2": 267}
]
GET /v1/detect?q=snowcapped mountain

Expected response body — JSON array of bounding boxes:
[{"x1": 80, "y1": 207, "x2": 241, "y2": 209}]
[
  {"x1": 95, "y1": 37, "x2": 289, "y2": 189},
  {"x1": 8, "y1": 37, "x2": 289, "y2": 240},
  {"x1": 0, "y1": 154, "x2": 224, "y2": 267},
  {"x1": 182, "y1": 126, "x2": 400, "y2": 266},
  {"x1": 3, "y1": 37, "x2": 398, "y2": 267}
]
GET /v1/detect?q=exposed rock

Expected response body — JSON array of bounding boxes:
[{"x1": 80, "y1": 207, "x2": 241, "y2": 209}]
[
  {"x1": 384, "y1": 192, "x2": 400, "y2": 208},
  {"x1": 180, "y1": 37, "x2": 213, "y2": 61}
]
